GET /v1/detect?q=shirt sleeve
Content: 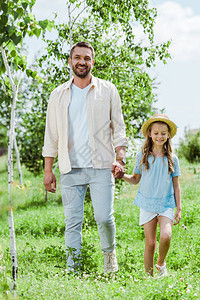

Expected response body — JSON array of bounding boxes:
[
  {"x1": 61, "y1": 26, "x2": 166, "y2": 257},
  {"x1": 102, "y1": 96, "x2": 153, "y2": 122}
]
[
  {"x1": 133, "y1": 152, "x2": 143, "y2": 174},
  {"x1": 172, "y1": 154, "x2": 181, "y2": 177},
  {"x1": 110, "y1": 83, "x2": 128, "y2": 148},
  {"x1": 42, "y1": 91, "x2": 58, "y2": 158}
]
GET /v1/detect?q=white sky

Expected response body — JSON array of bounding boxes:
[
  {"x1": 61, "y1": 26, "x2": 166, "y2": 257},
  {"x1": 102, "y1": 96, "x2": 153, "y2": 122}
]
[{"x1": 27, "y1": 0, "x2": 200, "y2": 146}]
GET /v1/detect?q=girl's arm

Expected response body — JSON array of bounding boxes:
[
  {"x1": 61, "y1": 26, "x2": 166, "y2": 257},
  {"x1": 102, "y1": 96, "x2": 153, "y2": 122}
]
[
  {"x1": 122, "y1": 173, "x2": 141, "y2": 185},
  {"x1": 172, "y1": 176, "x2": 181, "y2": 225}
]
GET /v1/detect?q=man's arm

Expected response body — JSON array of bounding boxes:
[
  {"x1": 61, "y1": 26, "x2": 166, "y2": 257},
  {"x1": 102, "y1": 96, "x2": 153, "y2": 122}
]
[
  {"x1": 110, "y1": 84, "x2": 128, "y2": 149},
  {"x1": 44, "y1": 157, "x2": 56, "y2": 193},
  {"x1": 109, "y1": 84, "x2": 128, "y2": 179},
  {"x1": 112, "y1": 146, "x2": 126, "y2": 179}
]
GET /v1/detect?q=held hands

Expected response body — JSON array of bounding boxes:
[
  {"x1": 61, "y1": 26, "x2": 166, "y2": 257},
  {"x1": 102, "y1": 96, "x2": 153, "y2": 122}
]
[
  {"x1": 44, "y1": 171, "x2": 56, "y2": 193},
  {"x1": 112, "y1": 161, "x2": 125, "y2": 179},
  {"x1": 173, "y1": 209, "x2": 181, "y2": 225}
]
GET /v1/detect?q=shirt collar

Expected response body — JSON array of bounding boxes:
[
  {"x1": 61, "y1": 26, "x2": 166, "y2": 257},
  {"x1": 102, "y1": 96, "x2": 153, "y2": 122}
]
[{"x1": 64, "y1": 75, "x2": 97, "y2": 90}]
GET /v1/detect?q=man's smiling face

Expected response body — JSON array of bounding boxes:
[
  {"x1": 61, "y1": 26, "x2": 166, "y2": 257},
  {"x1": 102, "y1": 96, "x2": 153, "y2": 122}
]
[{"x1": 69, "y1": 46, "x2": 95, "y2": 79}]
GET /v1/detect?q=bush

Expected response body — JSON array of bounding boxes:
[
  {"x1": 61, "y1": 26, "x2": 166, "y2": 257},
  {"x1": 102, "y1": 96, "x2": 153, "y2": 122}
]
[{"x1": 178, "y1": 131, "x2": 200, "y2": 163}]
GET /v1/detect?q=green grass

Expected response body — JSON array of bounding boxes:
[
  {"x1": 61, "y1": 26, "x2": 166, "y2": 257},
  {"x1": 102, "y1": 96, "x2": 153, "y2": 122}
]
[{"x1": 0, "y1": 157, "x2": 200, "y2": 299}]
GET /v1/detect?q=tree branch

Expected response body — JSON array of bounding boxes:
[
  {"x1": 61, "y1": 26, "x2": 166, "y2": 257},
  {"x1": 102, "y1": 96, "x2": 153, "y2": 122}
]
[{"x1": 71, "y1": 5, "x2": 88, "y2": 28}]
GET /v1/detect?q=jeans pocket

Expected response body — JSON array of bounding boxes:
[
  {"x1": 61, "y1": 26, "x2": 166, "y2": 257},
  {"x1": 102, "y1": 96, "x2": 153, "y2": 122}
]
[{"x1": 61, "y1": 187, "x2": 77, "y2": 206}]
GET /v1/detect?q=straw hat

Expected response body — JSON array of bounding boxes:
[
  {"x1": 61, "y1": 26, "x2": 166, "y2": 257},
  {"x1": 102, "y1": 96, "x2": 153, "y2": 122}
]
[{"x1": 141, "y1": 113, "x2": 177, "y2": 138}]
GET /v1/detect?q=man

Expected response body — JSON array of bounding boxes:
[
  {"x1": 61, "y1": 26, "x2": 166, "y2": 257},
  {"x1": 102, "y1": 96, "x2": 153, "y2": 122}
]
[{"x1": 43, "y1": 41, "x2": 127, "y2": 273}]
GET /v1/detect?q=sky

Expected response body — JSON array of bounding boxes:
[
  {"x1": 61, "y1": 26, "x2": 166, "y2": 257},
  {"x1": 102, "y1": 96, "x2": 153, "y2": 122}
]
[{"x1": 26, "y1": 0, "x2": 200, "y2": 146}]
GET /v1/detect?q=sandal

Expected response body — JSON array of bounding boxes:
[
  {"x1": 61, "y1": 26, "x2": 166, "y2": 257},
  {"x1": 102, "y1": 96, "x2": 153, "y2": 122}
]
[{"x1": 156, "y1": 262, "x2": 168, "y2": 277}]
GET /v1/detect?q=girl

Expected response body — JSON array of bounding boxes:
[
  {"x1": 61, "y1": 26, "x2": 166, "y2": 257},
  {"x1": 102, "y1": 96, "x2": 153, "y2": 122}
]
[{"x1": 122, "y1": 114, "x2": 181, "y2": 276}]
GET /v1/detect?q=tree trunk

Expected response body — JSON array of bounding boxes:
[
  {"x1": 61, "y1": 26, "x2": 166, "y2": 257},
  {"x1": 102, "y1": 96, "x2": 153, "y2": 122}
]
[
  {"x1": 1, "y1": 45, "x2": 18, "y2": 290},
  {"x1": 14, "y1": 135, "x2": 23, "y2": 186},
  {"x1": 68, "y1": 3, "x2": 73, "y2": 79}
]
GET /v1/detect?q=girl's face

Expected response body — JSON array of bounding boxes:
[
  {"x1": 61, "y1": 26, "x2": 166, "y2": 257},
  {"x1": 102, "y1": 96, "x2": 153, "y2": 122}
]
[{"x1": 149, "y1": 123, "x2": 170, "y2": 147}]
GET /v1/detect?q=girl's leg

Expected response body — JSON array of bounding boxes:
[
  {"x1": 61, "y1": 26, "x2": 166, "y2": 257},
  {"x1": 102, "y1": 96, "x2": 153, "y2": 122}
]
[
  {"x1": 157, "y1": 216, "x2": 173, "y2": 267},
  {"x1": 143, "y1": 217, "x2": 158, "y2": 275}
]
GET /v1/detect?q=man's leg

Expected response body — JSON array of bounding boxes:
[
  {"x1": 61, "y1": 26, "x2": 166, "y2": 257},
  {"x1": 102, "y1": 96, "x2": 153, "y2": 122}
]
[
  {"x1": 89, "y1": 169, "x2": 117, "y2": 272},
  {"x1": 60, "y1": 170, "x2": 87, "y2": 270}
]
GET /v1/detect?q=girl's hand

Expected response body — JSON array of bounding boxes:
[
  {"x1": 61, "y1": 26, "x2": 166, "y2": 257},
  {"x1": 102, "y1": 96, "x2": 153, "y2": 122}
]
[{"x1": 173, "y1": 209, "x2": 181, "y2": 225}]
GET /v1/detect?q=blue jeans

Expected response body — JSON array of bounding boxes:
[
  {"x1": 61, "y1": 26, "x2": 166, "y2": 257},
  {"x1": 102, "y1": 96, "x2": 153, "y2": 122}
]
[{"x1": 60, "y1": 168, "x2": 115, "y2": 269}]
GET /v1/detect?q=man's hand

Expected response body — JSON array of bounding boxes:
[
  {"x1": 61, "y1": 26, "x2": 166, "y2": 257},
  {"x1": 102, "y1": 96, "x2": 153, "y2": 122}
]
[
  {"x1": 44, "y1": 171, "x2": 56, "y2": 193},
  {"x1": 112, "y1": 161, "x2": 125, "y2": 179}
]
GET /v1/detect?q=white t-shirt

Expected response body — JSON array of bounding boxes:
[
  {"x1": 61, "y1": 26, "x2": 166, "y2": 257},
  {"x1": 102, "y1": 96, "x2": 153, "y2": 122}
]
[{"x1": 68, "y1": 83, "x2": 93, "y2": 168}]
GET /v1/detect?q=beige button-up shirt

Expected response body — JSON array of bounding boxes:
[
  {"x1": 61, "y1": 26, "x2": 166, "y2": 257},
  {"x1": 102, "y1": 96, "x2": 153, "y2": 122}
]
[{"x1": 42, "y1": 76, "x2": 128, "y2": 174}]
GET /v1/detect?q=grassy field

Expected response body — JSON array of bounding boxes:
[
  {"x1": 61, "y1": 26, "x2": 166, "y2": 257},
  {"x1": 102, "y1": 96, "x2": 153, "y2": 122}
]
[{"x1": 0, "y1": 155, "x2": 200, "y2": 299}]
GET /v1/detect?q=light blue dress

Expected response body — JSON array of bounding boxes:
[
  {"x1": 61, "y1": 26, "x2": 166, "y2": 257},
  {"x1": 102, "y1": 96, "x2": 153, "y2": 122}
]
[{"x1": 133, "y1": 152, "x2": 181, "y2": 212}]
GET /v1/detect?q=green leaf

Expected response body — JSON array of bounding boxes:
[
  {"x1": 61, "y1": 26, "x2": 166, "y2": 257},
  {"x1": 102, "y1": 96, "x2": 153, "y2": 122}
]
[
  {"x1": 16, "y1": 7, "x2": 24, "y2": 18},
  {"x1": 14, "y1": 11, "x2": 19, "y2": 20},
  {"x1": 33, "y1": 27, "x2": 41, "y2": 38},
  {"x1": 0, "y1": 15, "x2": 8, "y2": 26},
  {"x1": 6, "y1": 41, "x2": 16, "y2": 52},
  {"x1": 26, "y1": 69, "x2": 37, "y2": 78},
  {"x1": 29, "y1": 0, "x2": 36, "y2": 9},
  {"x1": 47, "y1": 21, "x2": 54, "y2": 32},
  {"x1": 1, "y1": 2, "x2": 8, "y2": 13},
  {"x1": 39, "y1": 20, "x2": 48, "y2": 30},
  {"x1": 12, "y1": 34, "x2": 22, "y2": 45},
  {"x1": 8, "y1": 26, "x2": 15, "y2": 36},
  {"x1": 22, "y1": 2, "x2": 28, "y2": 10},
  {"x1": 10, "y1": 50, "x2": 17, "y2": 57}
]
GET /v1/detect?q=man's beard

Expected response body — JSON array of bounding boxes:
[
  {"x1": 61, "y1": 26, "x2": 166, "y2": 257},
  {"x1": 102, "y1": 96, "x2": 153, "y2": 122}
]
[{"x1": 72, "y1": 64, "x2": 91, "y2": 78}]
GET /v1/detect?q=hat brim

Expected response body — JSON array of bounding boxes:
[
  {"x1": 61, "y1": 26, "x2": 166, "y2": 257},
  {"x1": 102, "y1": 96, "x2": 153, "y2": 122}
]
[{"x1": 141, "y1": 117, "x2": 177, "y2": 138}]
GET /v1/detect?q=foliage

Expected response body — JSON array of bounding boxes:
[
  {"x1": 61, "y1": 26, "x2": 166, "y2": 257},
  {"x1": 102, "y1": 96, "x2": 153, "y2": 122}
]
[
  {"x1": 0, "y1": 0, "x2": 54, "y2": 179},
  {"x1": 0, "y1": 126, "x2": 8, "y2": 149},
  {"x1": 0, "y1": 0, "x2": 54, "y2": 73},
  {"x1": 0, "y1": 0, "x2": 54, "y2": 130},
  {"x1": 178, "y1": 131, "x2": 200, "y2": 163},
  {"x1": 18, "y1": 0, "x2": 171, "y2": 175},
  {"x1": 0, "y1": 157, "x2": 200, "y2": 298},
  {"x1": 0, "y1": 246, "x2": 11, "y2": 296}
]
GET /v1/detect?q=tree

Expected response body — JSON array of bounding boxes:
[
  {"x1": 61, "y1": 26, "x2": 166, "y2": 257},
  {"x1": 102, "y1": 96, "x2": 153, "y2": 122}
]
[
  {"x1": 178, "y1": 131, "x2": 200, "y2": 163},
  {"x1": 0, "y1": 0, "x2": 54, "y2": 290}
]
